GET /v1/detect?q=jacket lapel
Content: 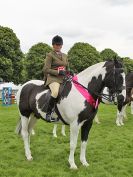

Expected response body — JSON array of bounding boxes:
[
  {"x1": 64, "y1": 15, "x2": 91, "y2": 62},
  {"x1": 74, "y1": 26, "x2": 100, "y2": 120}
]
[{"x1": 52, "y1": 51, "x2": 63, "y2": 61}]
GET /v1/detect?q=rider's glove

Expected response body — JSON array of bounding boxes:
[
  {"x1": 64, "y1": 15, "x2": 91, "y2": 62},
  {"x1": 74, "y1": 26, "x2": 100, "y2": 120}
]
[{"x1": 58, "y1": 70, "x2": 66, "y2": 76}]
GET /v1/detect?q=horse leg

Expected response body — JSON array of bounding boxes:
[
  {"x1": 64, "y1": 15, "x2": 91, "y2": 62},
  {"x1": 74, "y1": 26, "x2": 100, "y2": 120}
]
[
  {"x1": 123, "y1": 104, "x2": 127, "y2": 120},
  {"x1": 28, "y1": 114, "x2": 37, "y2": 145},
  {"x1": 116, "y1": 95, "x2": 126, "y2": 126},
  {"x1": 28, "y1": 114, "x2": 37, "y2": 134},
  {"x1": 61, "y1": 125, "x2": 66, "y2": 136},
  {"x1": 131, "y1": 101, "x2": 133, "y2": 115},
  {"x1": 69, "y1": 121, "x2": 80, "y2": 169},
  {"x1": 53, "y1": 124, "x2": 57, "y2": 138},
  {"x1": 116, "y1": 103, "x2": 124, "y2": 126},
  {"x1": 28, "y1": 116, "x2": 36, "y2": 136},
  {"x1": 21, "y1": 115, "x2": 32, "y2": 160},
  {"x1": 80, "y1": 120, "x2": 93, "y2": 166},
  {"x1": 94, "y1": 114, "x2": 100, "y2": 124},
  {"x1": 116, "y1": 109, "x2": 124, "y2": 126},
  {"x1": 31, "y1": 129, "x2": 35, "y2": 135},
  {"x1": 116, "y1": 104, "x2": 126, "y2": 126},
  {"x1": 53, "y1": 125, "x2": 66, "y2": 137},
  {"x1": 116, "y1": 110, "x2": 121, "y2": 126},
  {"x1": 119, "y1": 105, "x2": 127, "y2": 125}
]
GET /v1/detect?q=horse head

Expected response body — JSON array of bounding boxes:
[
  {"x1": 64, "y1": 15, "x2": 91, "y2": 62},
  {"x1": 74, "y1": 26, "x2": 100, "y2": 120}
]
[{"x1": 103, "y1": 58, "x2": 126, "y2": 107}]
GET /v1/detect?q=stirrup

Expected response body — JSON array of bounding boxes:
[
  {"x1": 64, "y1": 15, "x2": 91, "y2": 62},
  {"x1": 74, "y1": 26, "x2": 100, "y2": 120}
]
[{"x1": 45, "y1": 113, "x2": 59, "y2": 123}]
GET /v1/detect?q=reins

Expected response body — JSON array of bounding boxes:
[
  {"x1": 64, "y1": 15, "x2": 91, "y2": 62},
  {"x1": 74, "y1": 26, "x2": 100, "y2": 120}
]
[{"x1": 63, "y1": 75, "x2": 114, "y2": 103}]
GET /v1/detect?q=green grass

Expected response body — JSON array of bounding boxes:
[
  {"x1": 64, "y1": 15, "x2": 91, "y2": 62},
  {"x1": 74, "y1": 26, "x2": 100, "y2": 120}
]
[{"x1": 0, "y1": 104, "x2": 133, "y2": 177}]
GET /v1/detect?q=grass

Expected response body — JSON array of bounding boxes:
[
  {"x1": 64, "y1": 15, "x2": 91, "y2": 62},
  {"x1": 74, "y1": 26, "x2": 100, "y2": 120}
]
[{"x1": 0, "y1": 104, "x2": 133, "y2": 177}]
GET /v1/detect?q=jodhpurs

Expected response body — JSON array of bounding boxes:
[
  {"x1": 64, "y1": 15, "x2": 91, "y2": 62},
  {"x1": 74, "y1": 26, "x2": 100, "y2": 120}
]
[{"x1": 49, "y1": 82, "x2": 60, "y2": 98}]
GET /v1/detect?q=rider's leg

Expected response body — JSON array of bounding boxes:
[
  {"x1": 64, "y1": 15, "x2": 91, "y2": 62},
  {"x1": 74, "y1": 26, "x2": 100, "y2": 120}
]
[
  {"x1": 49, "y1": 82, "x2": 60, "y2": 98},
  {"x1": 45, "y1": 82, "x2": 60, "y2": 122}
]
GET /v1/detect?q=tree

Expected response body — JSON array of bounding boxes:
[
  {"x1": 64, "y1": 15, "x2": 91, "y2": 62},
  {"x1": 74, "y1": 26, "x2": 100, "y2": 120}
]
[
  {"x1": 0, "y1": 26, "x2": 24, "y2": 83},
  {"x1": 0, "y1": 57, "x2": 13, "y2": 81},
  {"x1": 100, "y1": 48, "x2": 119, "y2": 61},
  {"x1": 26, "y1": 43, "x2": 52, "y2": 80},
  {"x1": 68, "y1": 42, "x2": 102, "y2": 73},
  {"x1": 21, "y1": 56, "x2": 28, "y2": 83},
  {"x1": 122, "y1": 57, "x2": 133, "y2": 73}
]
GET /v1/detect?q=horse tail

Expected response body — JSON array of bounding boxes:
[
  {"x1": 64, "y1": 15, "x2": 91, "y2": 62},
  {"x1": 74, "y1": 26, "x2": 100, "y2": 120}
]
[{"x1": 15, "y1": 117, "x2": 22, "y2": 135}]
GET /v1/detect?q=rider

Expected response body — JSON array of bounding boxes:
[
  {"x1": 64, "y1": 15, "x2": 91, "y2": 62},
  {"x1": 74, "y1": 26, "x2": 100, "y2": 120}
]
[{"x1": 44, "y1": 35, "x2": 69, "y2": 122}]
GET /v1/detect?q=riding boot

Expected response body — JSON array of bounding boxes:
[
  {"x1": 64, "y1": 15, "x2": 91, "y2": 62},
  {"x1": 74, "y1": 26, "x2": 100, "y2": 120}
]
[{"x1": 45, "y1": 96, "x2": 58, "y2": 122}]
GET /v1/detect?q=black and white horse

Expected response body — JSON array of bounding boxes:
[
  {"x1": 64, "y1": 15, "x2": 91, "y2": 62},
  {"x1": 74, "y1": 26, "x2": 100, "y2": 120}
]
[
  {"x1": 16, "y1": 59, "x2": 126, "y2": 169},
  {"x1": 116, "y1": 72, "x2": 133, "y2": 126},
  {"x1": 94, "y1": 72, "x2": 133, "y2": 126}
]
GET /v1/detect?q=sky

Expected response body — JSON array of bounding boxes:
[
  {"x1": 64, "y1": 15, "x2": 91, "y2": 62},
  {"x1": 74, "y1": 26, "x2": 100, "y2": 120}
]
[{"x1": 0, "y1": 0, "x2": 133, "y2": 58}]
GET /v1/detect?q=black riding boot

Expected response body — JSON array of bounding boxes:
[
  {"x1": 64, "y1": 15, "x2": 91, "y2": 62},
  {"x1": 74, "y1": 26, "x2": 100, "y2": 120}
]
[{"x1": 45, "y1": 96, "x2": 58, "y2": 122}]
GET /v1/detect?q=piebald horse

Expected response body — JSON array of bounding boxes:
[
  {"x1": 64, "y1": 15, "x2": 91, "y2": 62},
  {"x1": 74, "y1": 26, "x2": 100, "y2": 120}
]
[
  {"x1": 116, "y1": 72, "x2": 133, "y2": 126},
  {"x1": 95, "y1": 72, "x2": 133, "y2": 126},
  {"x1": 16, "y1": 59, "x2": 126, "y2": 169}
]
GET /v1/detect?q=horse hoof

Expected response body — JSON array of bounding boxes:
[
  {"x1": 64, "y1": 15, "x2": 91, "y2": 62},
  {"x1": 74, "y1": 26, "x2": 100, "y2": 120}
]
[
  {"x1": 116, "y1": 123, "x2": 121, "y2": 126},
  {"x1": 97, "y1": 121, "x2": 101, "y2": 124},
  {"x1": 62, "y1": 133, "x2": 66, "y2": 137},
  {"x1": 27, "y1": 156, "x2": 33, "y2": 161},
  {"x1": 82, "y1": 162, "x2": 89, "y2": 167},
  {"x1": 31, "y1": 130, "x2": 35, "y2": 135},
  {"x1": 53, "y1": 134, "x2": 57, "y2": 138},
  {"x1": 70, "y1": 164, "x2": 78, "y2": 170}
]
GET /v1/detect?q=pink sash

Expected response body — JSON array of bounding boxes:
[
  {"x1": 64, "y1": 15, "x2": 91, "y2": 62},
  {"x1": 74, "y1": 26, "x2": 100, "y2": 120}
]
[{"x1": 72, "y1": 75, "x2": 99, "y2": 109}]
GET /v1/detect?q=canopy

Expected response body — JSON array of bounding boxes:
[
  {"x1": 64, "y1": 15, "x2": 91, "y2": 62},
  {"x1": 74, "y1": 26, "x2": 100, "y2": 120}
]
[{"x1": 0, "y1": 82, "x2": 21, "y2": 90}]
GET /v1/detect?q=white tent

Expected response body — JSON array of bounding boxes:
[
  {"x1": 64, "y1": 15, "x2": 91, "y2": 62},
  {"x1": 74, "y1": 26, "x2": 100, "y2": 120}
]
[
  {"x1": 0, "y1": 82, "x2": 21, "y2": 99},
  {"x1": 0, "y1": 82, "x2": 20, "y2": 90}
]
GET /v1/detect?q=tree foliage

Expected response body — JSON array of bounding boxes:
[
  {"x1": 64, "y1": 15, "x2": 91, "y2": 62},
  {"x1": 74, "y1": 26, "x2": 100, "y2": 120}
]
[
  {"x1": 68, "y1": 42, "x2": 102, "y2": 73},
  {"x1": 100, "y1": 48, "x2": 133, "y2": 73},
  {"x1": 0, "y1": 26, "x2": 24, "y2": 83},
  {"x1": 0, "y1": 57, "x2": 13, "y2": 81},
  {"x1": 100, "y1": 48, "x2": 119, "y2": 61},
  {"x1": 122, "y1": 57, "x2": 133, "y2": 73},
  {"x1": 0, "y1": 25, "x2": 133, "y2": 83},
  {"x1": 25, "y1": 43, "x2": 52, "y2": 80}
]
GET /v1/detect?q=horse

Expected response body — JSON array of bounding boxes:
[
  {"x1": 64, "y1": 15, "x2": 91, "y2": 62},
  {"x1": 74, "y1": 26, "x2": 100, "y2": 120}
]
[
  {"x1": 16, "y1": 59, "x2": 126, "y2": 169},
  {"x1": 116, "y1": 72, "x2": 133, "y2": 126},
  {"x1": 94, "y1": 72, "x2": 133, "y2": 126},
  {"x1": 131, "y1": 101, "x2": 133, "y2": 115}
]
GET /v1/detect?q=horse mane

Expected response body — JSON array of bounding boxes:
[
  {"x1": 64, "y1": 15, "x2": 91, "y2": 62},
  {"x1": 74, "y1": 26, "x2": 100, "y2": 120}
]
[{"x1": 104, "y1": 59, "x2": 123, "y2": 69}]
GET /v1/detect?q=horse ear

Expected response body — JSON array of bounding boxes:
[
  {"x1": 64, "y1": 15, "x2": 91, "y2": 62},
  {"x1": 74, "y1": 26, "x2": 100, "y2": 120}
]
[{"x1": 114, "y1": 56, "x2": 119, "y2": 68}]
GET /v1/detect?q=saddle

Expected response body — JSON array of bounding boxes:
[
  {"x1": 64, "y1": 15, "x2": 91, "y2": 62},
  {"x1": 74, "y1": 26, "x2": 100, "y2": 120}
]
[
  {"x1": 41, "y1": 76, "x2": 72, "y2": 111},
  {"x1": 44, "y1": 75, "x2": 72, "y2": 102}
]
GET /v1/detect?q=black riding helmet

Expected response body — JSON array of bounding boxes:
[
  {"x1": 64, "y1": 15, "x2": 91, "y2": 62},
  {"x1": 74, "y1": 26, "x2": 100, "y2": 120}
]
[{"x1": 52, "y1": 35, "x2": 63, "y2": 45}]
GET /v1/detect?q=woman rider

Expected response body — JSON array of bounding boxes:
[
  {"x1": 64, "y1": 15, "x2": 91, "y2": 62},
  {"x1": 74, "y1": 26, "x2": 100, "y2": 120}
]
[{"x1": 44, "y1": 35, "x2": 69, "y2": 122}]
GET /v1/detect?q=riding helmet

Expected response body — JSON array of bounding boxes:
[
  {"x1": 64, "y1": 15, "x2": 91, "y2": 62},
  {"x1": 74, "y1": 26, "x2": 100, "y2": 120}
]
[{"x1": 52, "y1": 35, "x2": 63, "y2": 45}]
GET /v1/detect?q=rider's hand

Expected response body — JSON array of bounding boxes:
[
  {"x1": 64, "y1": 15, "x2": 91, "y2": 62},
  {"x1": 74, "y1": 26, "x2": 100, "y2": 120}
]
[{"x1": 58, "y1": 70, "x2": 66, "y2": 76}]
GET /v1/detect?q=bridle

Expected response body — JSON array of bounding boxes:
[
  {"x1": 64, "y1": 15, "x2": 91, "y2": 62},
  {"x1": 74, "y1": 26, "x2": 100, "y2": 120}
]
[{"x1": 99, "y1": 67, "x2": 126, "y2": 104}]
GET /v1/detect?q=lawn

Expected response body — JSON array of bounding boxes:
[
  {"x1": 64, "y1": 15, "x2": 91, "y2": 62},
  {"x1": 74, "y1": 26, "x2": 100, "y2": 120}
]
[{"x1": 0, "y1": 104, "x2": 133, "y2": 177}]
